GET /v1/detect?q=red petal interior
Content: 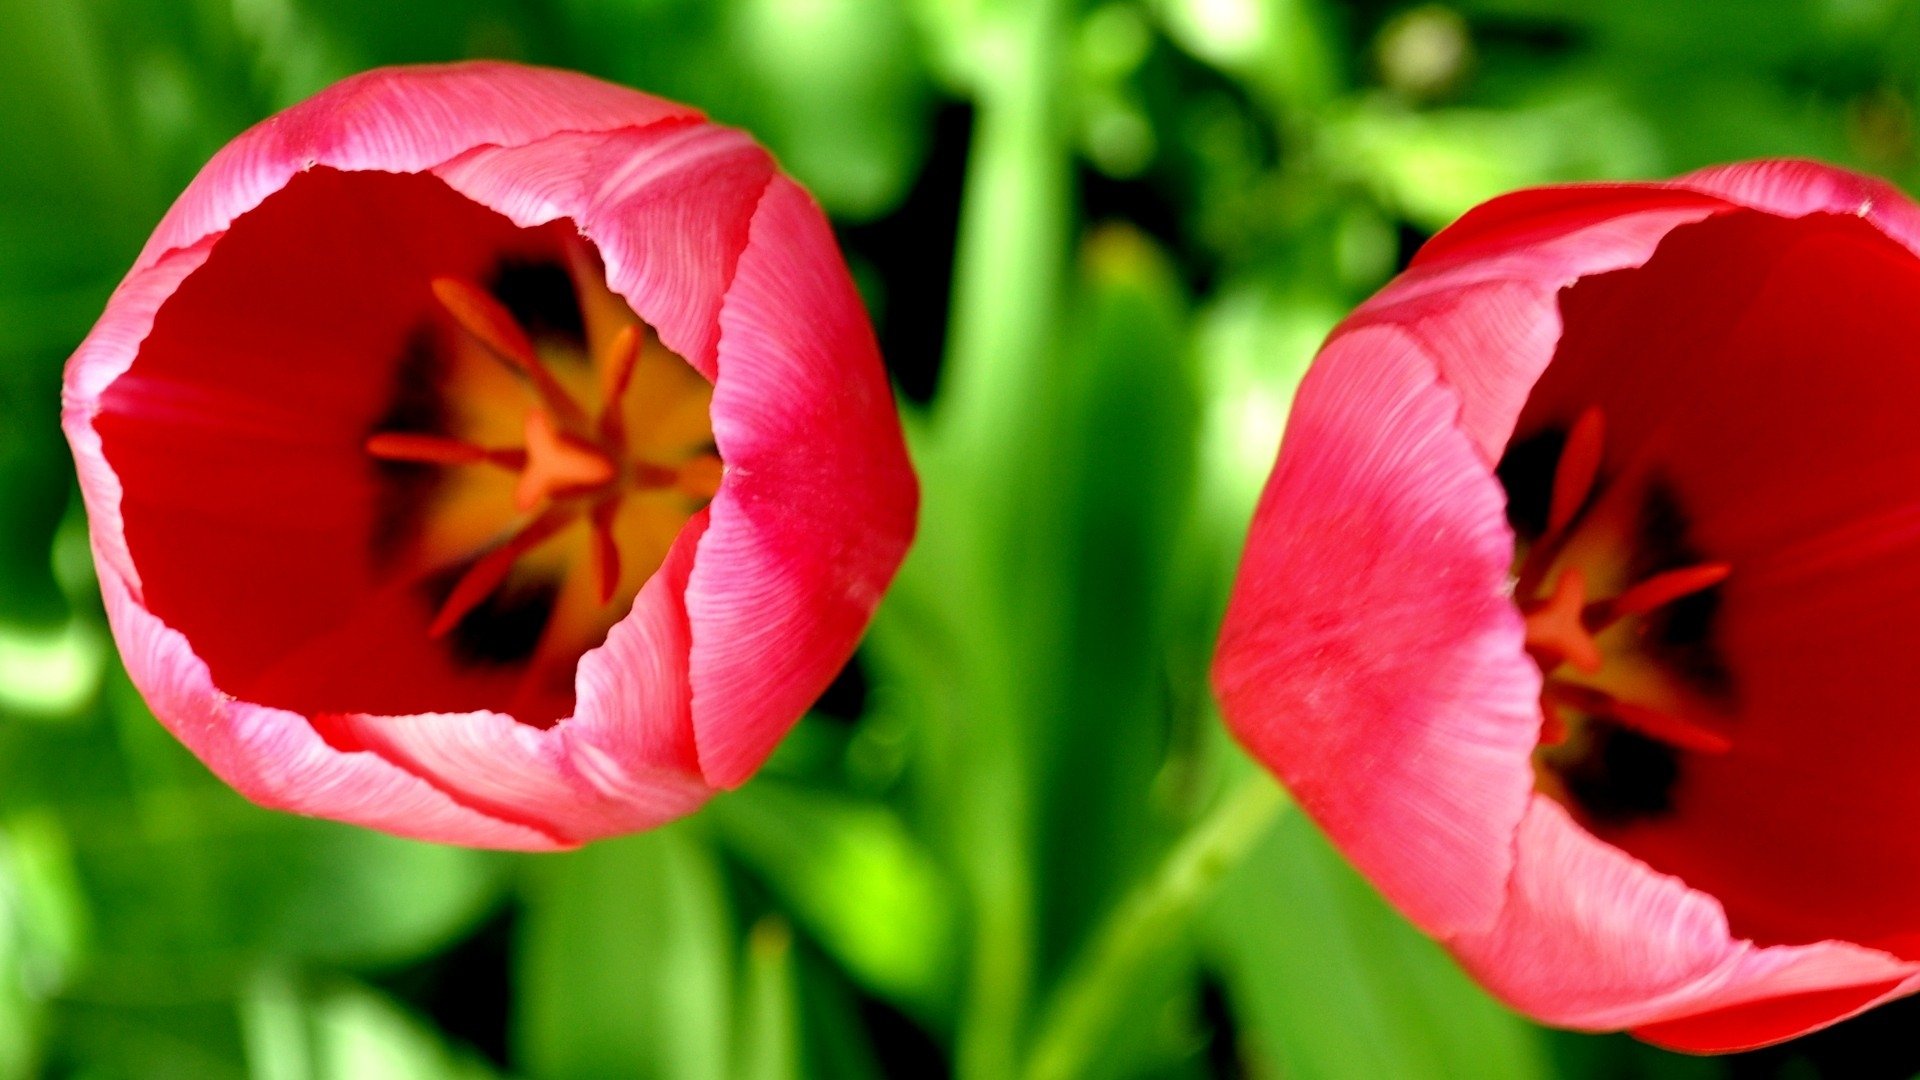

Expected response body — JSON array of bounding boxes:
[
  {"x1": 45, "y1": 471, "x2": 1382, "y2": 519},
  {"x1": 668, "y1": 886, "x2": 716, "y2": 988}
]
[
  {"x1": 96, "y1": 168, "x2": 649, "y2": 722},
  {"x1": 1518, "y1": 208, "x2": 1920, "y2": 955}
]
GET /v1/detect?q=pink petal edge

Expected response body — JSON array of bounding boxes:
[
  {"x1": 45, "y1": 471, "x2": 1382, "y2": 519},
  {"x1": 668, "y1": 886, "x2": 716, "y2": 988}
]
[
  {"x1": 135, "y1": 62, "x2": 698, "y2": 274},
  {"x1": 1675, "y1": 158, "x2": 1920, "y2": 259},
  {"x1": 99, "y1": 566, "x2": 560, "y2": 849},
  {"x1": 1451, "y1": 798, "x2": 1920, "y2": 1051},
  {"x1": 432, "y1": 120, "x2": 774, "y2": 376},
  {"x1": 1346, "y1": 185, "x2": 1731, "y2": 460},
  {"x1": 687, "y1": 175, "x2": 918, "y2": 787},
  {"x1": 331, "y1": 516, "x2": 714, "y2": 844},
  {"x1": 1213, "y1": 323, "x2": 1541, "y2": 938},
  {"x1": 65, "y1": 240, "x2": 218, "y2": 595}
]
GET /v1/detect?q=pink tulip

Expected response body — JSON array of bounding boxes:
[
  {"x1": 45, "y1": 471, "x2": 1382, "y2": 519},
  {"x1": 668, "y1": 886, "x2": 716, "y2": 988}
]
[
  {"x1": 63, "y1": 62, "x2": 916, "y2": 849},
  {"x1": 1213, "y1": 160, "x2": 1920, "y2": 1050}
]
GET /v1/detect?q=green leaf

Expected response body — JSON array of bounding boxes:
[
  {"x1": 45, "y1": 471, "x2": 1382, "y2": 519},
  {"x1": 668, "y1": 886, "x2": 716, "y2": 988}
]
[
  {"x1": 553, "y1": 0, "x2": 932, "y2": 221},
  {"x1": 72, "y1": 800, "x2": 508, "y2": 978},
  {"x1": 729, "y1": 0, "x2": 934, "y2": 220},
  {"x1": 0, "y1": 617, "x2": 110, "y2": 721},
  {"x1": 72, "y1": 687, "x2": 508, "y2": 982},
  {"x1": 1203, "y1": 809, "x2": 1552, "y2": 1080},
  {"x1": 515, "y1": 825, "x2": 734, "y2": 1080},
  {"x1": 1322, "y1": 93, "x2": 1662, "y2": 231},
  {"x1": 712, "y1": 780, "x2": 960, "y2": 1019},
  {"x1": 51, "y1": 999, "x2": 252, "y2": 1080},
  {"x1": 791, "y1": 949, "x2": 888, "y2": 1080},
  {"x1": 734, "y1": 919, "x2": 802, "y2": 1080},
  {"x1": 0, "y1": 813, "x2": 88, "y2": 1080},
  {"x1": 1153, "y1": 0, "x2": 1346, "y2": 115},
  {"x1": 240, "y1": 972, "x2": 501, "y2": 1080},
  {"x1": 1025, "y1": 226, "x2": 1200, "y2": 983}
]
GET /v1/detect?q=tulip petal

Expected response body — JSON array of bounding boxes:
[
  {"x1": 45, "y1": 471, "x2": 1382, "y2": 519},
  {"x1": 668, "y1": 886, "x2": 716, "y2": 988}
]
[
  {"x1": 327, "y1": 516, "x2": 712, "y2": 843},
  {"x1": 90, "y1": 167, "x2": 587, "y2": 721},
  {"x1": 64, "y1": 240, "x2": 218, "y2": 594},
  {"x1": 1633, "y1": 974, "x2": 1920, "y2": 1053},
  {"x1": 1219, "y1": 157, "x2": 1920, "y2": 1047},
  {"x1": 1676, "y1": 158, "x2": 1920, "y2": 257},
  {"x1": 1345, "y1": 186, "x2": 1730, "y2": 461},
  {"x1": 434, "y1": 121, "x2": 776, "y2": 374},
  {"x1": 138, "y1": 62, "x2": 697, "y2": 269},
  {"x1": 99, "y1": 568, "x2": 560, "y2": 849},
  {"x1": 1213, "y1": 324, "x2": 1540, "y2": 937},
  {"x1": 1509, "y1": 207, "x2": 1920, "y2": 957},
  {"x1": 1452, "y1": 798, "x2": 1919, "y2": 1049},
  {"x1": 686, "y1": 176, "x2": 918, "y2": 787}
]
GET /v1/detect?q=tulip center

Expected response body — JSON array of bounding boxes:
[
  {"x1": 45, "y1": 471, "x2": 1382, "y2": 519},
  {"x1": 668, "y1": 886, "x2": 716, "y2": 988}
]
[
  {"x1": 96, "y1": 169, "x2": 720, "y2": 726},
  {"x1": 1480, "y1": 207, "x2": 1920, "y2": 955},
  {"x1": 343, "y1": 228, "x2": 722, "y2": 724},
  {"x1": 1501, "y1": 406, "x2": 1737, "y2": 824},
  {"x1": 364, "y1": 263, "x2": 721, "y2": 644}
]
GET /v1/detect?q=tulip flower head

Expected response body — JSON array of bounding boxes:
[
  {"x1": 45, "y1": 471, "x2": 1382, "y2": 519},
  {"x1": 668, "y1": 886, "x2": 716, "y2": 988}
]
[
  {"x1": 64, "y1": 63, "x2": 916, "y2": 848},
  {"x1": 1214, "y1": 161, "x2": 1920, "y2": 1050}
]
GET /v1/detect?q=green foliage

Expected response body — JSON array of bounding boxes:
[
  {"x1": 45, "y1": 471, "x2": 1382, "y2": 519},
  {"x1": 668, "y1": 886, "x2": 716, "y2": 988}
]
[
  {"x1": 516, "y1": 825, "x2": 734, "y2": 1080},
  {"x1": 1204, "y1": 805, "x2": 1550, "y2": 1080},
  {"x1": 4, "y1": 0, "x2": 1916, "y2": 1075}
]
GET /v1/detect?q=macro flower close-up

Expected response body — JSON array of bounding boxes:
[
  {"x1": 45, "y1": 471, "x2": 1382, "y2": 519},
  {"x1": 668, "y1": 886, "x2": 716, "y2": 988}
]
[
  {"x1": 61, "y1": 62, "x2": 918, "y2": 849},
  {"x1": 1214, "y1": 159, "x2": 1920, "y2": 1052}
]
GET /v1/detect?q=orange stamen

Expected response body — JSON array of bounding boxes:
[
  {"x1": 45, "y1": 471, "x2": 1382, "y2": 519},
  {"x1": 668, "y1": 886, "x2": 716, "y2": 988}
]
[
  {"x1": 365, "y1": 432, "x2": 525, "y2": 471},
  {"x1": 432, "y1": 276, "x2": 588, "y2": 428},
  {"x1": 1547, "y1": 407, "x2": 1605, "y2": 537},
  {"x1": 429, "y1": 506, "x2": 576, "y2": 638},
  {"x1": 675, "y1": 454, "x2": 725, "y2": 500},
  {"x1": 1543, "y1": 682, "x2": 1734, "y2": 755},
  {"x1": 1538, "y1": 693, "x2": 1570, "y2": 747},
  {"x1": 1510, "y1": 404, "x2": 1739, "y2": 767},
  {"x1": 1585, "y1": 562, "x2": 1732, "y2": 630},
  {"x1": 384, "y1": 260, "x2": 724, "y2": 645},
  {"x1": 597, "y1": 324, "x2": 642, "y2": 447},
  {"x1": 1515, "y1": 406, "x2": 1607, "y2": 599},
  {"x1": 589, "y1": 501, "x2": 622, "y2": 604}
]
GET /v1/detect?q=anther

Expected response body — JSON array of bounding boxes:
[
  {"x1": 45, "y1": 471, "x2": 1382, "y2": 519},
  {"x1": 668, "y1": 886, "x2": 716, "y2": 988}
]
[
  {"x1": 365, "y1": 432, "x2": 525, "y2": 471},
  {"x1": 1547, "y1": 407, "x2": 1605, "y2": 538},
  {"x1": 384, "y1": 262, "x2": 723, "y2": 639},
  {"x1": 589, "y1": 501, "x2": 622, "y2": 605},
  {"x1": 1584, "y1": 562, "x2": 1732, "y2": 631},
  {"x1": 432, "y1": 276, "x2": 589, "y2": 428},
  {"x1": 1516, "y1": 406, "x2": 1606, "y2": 598},
  {"x1": 430, "y1": 506, "x2": 576, "y2": 638},
  {"x1": 1543, "y1": 682, "x2": 1734, "y2": 755},
  {"x1": 1510, "y1": 405, "x2": 1738, "y2": 766},
  {"x1": 597, "y1": 323, "x2": 642, "y2": 448}
]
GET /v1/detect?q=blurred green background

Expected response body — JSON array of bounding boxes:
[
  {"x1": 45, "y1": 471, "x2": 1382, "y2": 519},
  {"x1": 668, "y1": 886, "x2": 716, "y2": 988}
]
[{"x1": 4, "y1": 0, "x2": 1919, "y2": 1077}]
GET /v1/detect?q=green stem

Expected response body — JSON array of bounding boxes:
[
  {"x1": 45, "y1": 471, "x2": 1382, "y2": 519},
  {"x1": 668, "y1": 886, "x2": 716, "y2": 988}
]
[
  {"x1": 1023, "y1": 775, "x2": 1290, "y2": 1080},
  {"x1": 936, "y1": 2, "x2": 1074, "y2": 1079},
  {"x1": 938, "y1": 0, "x2": 1073, "y2": 484}
]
